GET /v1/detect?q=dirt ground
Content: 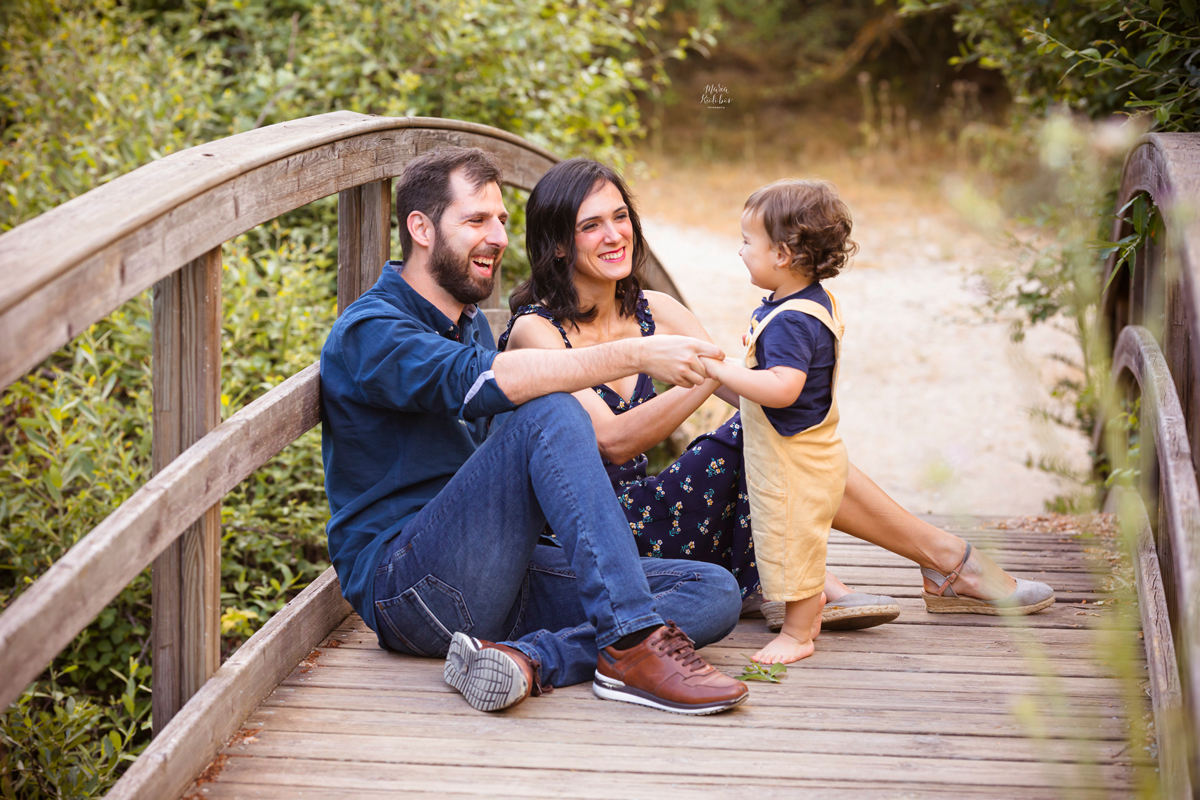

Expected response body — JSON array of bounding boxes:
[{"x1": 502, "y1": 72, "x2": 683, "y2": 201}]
[{"x1": 629, "y1": 154, "x2": 1092, "y2": 515}]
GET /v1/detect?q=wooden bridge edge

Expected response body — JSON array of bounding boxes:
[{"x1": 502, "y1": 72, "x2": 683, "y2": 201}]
[
  {"x1": 1106, "y1": 486, "x2": 1191, "y2": 798},
  {"x1": 1111, "y1": 325, "x2": 1200, "y2": 789},
  {"x1": 104, "y1": 567, "x2": 350, "y2": 800}
]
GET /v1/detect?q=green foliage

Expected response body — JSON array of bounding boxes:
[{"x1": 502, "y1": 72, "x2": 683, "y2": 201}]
[
  {"x1": 901, "y1": 0, "x2": 1200, "y2": 131},
  {"x1": 1104, "y1": 397, "x2": 1142, "y2": 491},
  {"x1": 0, "y1": 0, "x2": 224, "y2": 230},
  {"x1": 661, "y1": 0, "x2": 968, "y2": 111},
  {"x1": 1, "y1": 310, "x2": 154, "y2": 697},
  {"x1": 0, "y1": 661, "x2": 151, "y2": 800},
  {"x1": 735, "y1": 655, "x2": 787, "y2": 682},
  {"x1": 969, "y1": 114, "x2": 1136, "y2": 510},
  {"x1": 900, "y1": 1, "x2": 1193, "y2": 510},
  {"x1": 1099, "y1": 193, "x2": 1162, "y2": 294}
]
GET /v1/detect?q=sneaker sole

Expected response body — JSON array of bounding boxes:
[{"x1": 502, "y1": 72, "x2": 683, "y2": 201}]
[
  {"x1": 444, "y1": 632, "x2": 529, "y2": 712},
  {"x1": 592, "y1": 671, "x2": 747, "y2": 716}
]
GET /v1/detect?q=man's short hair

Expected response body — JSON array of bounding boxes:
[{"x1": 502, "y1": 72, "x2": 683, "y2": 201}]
[{"x1": 395, "y1": 147, "x2": 504, "y2": 260}]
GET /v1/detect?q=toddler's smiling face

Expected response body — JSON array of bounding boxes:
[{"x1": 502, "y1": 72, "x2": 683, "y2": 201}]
[{"x1": 739, "y1": 208, "x2": 787, "y2": 291}]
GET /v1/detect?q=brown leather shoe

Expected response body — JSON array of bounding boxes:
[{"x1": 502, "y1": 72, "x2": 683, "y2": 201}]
[
  {"x1": 593, "y1": 622, "x2": 748, "y2": 715},
  {"x1": 444, "y1": 632, "x2": 551, "y2": 712}
]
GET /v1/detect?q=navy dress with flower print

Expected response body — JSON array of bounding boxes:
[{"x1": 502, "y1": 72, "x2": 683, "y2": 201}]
[{"x1": 497, "y1": 293, "x2": 760, "y2": 599}]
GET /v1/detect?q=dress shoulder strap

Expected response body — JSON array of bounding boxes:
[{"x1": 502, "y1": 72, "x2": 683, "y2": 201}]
[
  {"x1": 497, "y1": 305, "x2": 573, "y2": 351},
  {"x1": 633, "y1": 290, "x2": 656, "y2": 337}
]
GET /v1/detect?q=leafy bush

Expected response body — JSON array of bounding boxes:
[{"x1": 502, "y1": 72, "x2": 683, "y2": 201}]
[
  {"x1": 900, "y1": 0, "x2": 1199, "y2": 131},
  {"x1": 0, "y1": 661, "x2": 150, "y2": 800}
]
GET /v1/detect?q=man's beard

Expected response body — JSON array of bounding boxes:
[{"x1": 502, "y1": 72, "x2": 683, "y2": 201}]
[{"x1": 429, "y1": 235, "x2": 500, "y2": 306}]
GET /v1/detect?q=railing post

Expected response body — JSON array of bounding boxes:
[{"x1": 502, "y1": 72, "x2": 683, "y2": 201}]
[
  {"x1": 150, "y1": 246, "x2": 222, "y2": 736},
  {"x1": 338, "y1": 179, "x2": 391, "y2": 314}
]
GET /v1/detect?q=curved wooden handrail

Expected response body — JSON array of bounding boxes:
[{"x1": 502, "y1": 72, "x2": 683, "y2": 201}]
[
  {"x1": 1111, "y1": 325, "x2": 1200, "y2": 785},
  {"x1": 0, "y1": 111, "x2": 683, "y2": 392}
]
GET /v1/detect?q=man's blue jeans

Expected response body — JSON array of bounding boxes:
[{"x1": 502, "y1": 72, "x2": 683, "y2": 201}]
[{"x1": 371, "y1": 393, "x2": 742, "y2": 687}]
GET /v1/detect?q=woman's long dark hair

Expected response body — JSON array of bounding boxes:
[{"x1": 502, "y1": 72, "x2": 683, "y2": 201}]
[{"x1": 510, "y1": 158, "x2": 646, "y2": 326}]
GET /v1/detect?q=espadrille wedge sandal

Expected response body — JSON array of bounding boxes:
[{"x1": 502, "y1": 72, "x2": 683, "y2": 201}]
[
  {"x1": 763, "y1": 593, "x2": 900, "y2": 632},
  {"x1": 921, "y1": 542, "x2": 1056, "y2": 615}
]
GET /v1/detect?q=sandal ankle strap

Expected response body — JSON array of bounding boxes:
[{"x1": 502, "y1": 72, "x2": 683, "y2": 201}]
[{"x1": 920, "y1": 541, "x2": 972, "y2": 597}]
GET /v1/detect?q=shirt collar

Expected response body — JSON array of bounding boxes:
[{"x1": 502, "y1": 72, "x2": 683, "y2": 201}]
[
  {"x1": 763, "y1": 281, "x2": 821, "y2": 307},
  {"x1": 381, "y1": 261, "x2": 479, "y2": 338}
]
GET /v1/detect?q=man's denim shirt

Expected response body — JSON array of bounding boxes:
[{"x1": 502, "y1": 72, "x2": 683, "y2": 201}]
[{"x1": 319, "y1": 261, "x2": 515, "y2": 636}]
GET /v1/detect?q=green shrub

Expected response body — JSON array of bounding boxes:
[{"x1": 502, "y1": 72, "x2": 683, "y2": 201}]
[
  {"x1": 899, "y1": 0, "x2": 1200, "y2": 132},
  {"x1": 0, "y1": 661, "x2": 150, "y2": 800}
]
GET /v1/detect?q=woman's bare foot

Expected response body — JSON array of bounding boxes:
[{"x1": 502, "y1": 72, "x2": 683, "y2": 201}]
[
  {"x1": 752, "y1": 592, "x2": 825, "y2": 664},
  {"x1": 923, "y1": 539, "x2": 1017, "y2": 600},
  {"x1": 824, "y1": 572, "x2": 852, "y2": 602}
]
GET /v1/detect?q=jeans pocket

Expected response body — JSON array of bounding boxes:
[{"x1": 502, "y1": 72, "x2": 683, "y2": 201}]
[{"x1": 375, "y1": 574, "x2": 473, "y2": 658}]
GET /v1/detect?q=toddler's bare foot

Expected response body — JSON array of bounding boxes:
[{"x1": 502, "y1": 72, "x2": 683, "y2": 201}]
[
  {"x1": 753, "y1": 592, "x2": 824, "y2": 664},
  {"x1": 752, "y1": 631, "x2": 815, "y2": 664}
]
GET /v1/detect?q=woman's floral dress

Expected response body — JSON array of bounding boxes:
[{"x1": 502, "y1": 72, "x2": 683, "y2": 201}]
[{"x1": 498, "y1": 293, "x2": 759, "y2": 598}]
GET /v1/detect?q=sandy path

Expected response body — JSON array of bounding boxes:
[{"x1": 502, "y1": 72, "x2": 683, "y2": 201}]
[{"x1": 633, "y1": 162, "x2": 1090, "y2": 515}]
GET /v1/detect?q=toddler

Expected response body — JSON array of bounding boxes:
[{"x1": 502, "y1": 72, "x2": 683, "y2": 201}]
[{"x1": 701, "y1": 179, "x2": 857, "y2": 664}]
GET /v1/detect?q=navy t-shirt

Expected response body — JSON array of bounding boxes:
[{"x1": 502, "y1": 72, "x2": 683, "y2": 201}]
[{"x1": 749, "y1": 282, "x2": 837, "y2": 436}]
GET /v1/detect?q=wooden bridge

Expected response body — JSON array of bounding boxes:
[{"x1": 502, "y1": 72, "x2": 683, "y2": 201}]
[{"x1": 0, "y1": 113, "x2": 1197, "y2": 798}]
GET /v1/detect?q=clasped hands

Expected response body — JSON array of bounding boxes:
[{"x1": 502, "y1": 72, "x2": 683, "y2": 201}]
[{"x1": 640, "y1": 335, "x2": 730, "y2": 389}]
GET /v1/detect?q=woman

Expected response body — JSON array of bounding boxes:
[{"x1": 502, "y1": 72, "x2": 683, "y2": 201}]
[{"x1": 499, "y1": 158, "x2": 1054, "y2": 625}]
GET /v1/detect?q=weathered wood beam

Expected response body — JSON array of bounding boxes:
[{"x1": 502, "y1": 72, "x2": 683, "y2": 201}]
[
  {"x1": 105, "y1": 567, "x2": 350, "y2": 800},
  {"x1": 1106, "y1": 486, "x2": 1191, "y2": 799},
  {"x1": 151, "y1": 247, "x2": 223, "y2": 734},
  {"x1": 1111, "y1": 324, "x2": 1200, "y2": 789},
  {"x1": 337, "y1": 179, "x2": 391, "y2": 314}
]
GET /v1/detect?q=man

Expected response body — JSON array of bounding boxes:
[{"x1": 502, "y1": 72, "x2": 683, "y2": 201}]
[{"x1": 319, "y1": 146, "x2": 748, "y2": 715}]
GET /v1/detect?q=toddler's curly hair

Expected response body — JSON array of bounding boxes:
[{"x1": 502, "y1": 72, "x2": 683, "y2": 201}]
[{"x1": 744, "y1": 179, "x2": 858, "y2": 281}]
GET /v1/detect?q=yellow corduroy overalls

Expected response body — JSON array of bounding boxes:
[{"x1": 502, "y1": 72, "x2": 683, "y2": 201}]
[{"x1": 741, "y1": 291, "x2": 849, "y2": 603}]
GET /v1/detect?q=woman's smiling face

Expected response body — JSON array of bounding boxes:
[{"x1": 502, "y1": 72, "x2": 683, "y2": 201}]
[{"x1": 570, "y1": 180, "x2": 635, "y2": 282}]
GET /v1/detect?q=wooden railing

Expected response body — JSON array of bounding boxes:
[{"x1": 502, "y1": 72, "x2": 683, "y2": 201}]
[
  {"x1": 1102, "y1": 132, "x2": 1200, "y2": 797},
  {"x1": 0, "y1": 112, "x2": 684, "y2": 800}
]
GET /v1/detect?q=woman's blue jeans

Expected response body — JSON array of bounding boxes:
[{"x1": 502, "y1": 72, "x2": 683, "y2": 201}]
[{"x1": 371, "y1": 393, "x2": 742, "y2": 687}]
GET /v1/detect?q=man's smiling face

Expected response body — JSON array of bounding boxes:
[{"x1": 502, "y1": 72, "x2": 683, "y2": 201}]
[{"x1": 428, "y1": 169, "x2": 509, "y2": 305}]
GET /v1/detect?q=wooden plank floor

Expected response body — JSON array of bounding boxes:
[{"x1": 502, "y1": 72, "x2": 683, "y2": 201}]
[{"x1": 186, "y1": 518, "x2": 1153, "y2": 799}]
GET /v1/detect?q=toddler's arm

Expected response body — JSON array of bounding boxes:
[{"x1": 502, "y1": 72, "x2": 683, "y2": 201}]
[{"x1": 700, "y1": 356, "x2": 806, "y2": 409}]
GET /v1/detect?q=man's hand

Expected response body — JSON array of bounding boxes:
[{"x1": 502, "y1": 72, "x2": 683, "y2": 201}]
[{"x1": 638, "y1": 335, "x2": 724, "y2": 388}]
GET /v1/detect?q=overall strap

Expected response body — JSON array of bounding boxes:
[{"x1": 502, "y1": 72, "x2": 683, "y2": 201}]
[{"x1": 746, "y1": 292, "x2": 843, "y2": 354}]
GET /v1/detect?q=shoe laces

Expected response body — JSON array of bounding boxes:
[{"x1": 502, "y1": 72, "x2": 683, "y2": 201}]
[
  {"x1": 658, "y1": 621, "x2": 706, "y2": 673},
  {"x1": 526, "y1": 654, "x2": 554, "y2": 697}
]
